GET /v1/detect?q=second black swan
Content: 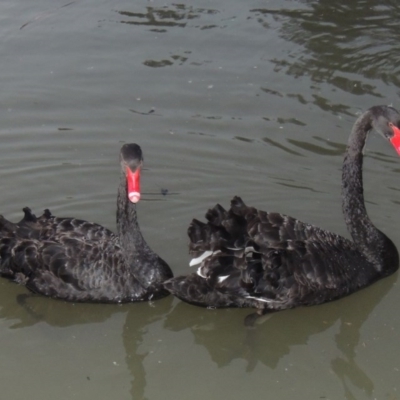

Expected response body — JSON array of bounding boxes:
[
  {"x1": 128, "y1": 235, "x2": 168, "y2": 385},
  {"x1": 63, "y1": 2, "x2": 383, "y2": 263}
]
[
  {"x1": 0, "y1": 143, "x2": 173, "y2": 302},
  {"x1": 164, "y1": 105, "x2": 400, "y2": 318}
]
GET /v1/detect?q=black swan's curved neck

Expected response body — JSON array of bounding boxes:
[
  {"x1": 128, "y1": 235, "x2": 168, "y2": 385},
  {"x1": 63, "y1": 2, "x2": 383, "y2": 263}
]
[
  {"x1": 342, "y1": 110, "x2": 399, "y2": 274},
  {"x1": 116, "y1": 173, "x2": 154, "y2": 285}
]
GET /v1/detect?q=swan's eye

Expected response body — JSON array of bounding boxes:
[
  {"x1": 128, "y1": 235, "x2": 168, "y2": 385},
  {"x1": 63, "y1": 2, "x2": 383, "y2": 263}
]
[{"x1": 388, "y1": 122, "x2": 395, "y2": 138}]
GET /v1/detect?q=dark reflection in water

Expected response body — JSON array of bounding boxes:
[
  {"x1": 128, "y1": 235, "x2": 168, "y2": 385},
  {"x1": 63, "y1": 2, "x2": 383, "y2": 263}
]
[
  {"x1": 2, "y1": 0, "x2": 400, "y2": 398},
  {"x1": 275, "y1": 180, "x2": 322, "y2": 193},
  {"x1": 116, "y1": 4, "x2": 222, "y2": 68},
  {"x1": 0, "y1": 285, "x2": 132, "y2": 329},
  {"x1": 0, "y1": 283, "x2": 173, "y2": 400},
  {"x1": 116, "y1": 5, "x2": 219, "y2": 29},
  {"x1": 164, "y1": 277, "x2": 395, "y2": 400},
  {"x1": 122, "y1": 297, "x2": 174, "y2": 400},
  {"x1": 277, "y1": 117, "x2": 306, "y2": 126},
  {"x1": 1, "y1": 274, "x2": 394, "y2": 400},
  {"x1": 262, "y1": 137, "x2": 303, "y2": 156},
  {"x1": 251, "y1": 1, "x2": 400, "y2": 90},
  {"x1": 288, "y1": 137, "x2": 345, "y2": 156}
]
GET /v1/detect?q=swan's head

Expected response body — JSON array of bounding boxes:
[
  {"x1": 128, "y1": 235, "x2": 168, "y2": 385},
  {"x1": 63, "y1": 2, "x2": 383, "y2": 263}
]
[
  {"x1": 370, "y1": 105, "x2": 400, "y2": 155},
  {"x1": 120, "y1": 143, "x2": 143, "y2": 203}
]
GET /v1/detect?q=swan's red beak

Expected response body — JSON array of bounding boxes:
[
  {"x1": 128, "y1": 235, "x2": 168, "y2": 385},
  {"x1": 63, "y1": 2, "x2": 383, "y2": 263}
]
[
  {"x1": 126, "y1": 167, "x2": 141, "y2": 203},
  {"x1": 390, "y1": 125, "x2": 400, "y2": 155}
]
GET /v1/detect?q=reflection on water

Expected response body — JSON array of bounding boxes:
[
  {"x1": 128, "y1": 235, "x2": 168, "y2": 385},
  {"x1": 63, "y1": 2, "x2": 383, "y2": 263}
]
[
  {"x1": 251, "y1": 1, "x2": 400, "y2": 90},
  {"x1": 0, "y1": 282, "x2": 174, "y2": 400},
  {"x1": 116, "y1": 5, "x2": 220, "y2": 31},
  {"x1": 2, "y1": 0, "x2": 400, "y2": 399},
  {"x1": 117, "y1": 2, "x2": 221, "y2": 70},
  {"x1": 123, "y1": 298, "x2": 174, "y2": 400},
  {"x1": 164, "y1": 277, "x2": 395, "y2": 399},
  {"x1": 287, "y1": 138, "x2": 345, "y2": 156},
  {"x1": 19, "y1": 1, "x2": 77, "y2": 30},
  {"x1": 262, "y1": 137, "x2": 303, "y2": 157},
  {"x1": 1, "y1": 274, "x2": 394, "y2": 399}
]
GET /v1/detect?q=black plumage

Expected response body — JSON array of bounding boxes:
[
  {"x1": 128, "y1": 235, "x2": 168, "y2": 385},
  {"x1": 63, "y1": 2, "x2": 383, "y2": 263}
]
[
  {"x1": 164, "y1": 106, "x2": 400, "y2": 318},
  {"x1": 0, "y1": 143, "x2": 173, "y2": 302}
]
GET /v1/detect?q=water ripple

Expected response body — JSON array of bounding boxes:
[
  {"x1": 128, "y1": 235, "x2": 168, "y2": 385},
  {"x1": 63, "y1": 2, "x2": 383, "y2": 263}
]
[{"x1": 251, "y1": 2, "x2": 400, "y2": 90}]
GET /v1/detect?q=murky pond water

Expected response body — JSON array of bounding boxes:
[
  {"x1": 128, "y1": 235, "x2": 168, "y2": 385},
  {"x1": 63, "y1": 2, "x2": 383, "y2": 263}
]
[{"x1": 1, "y1": 1, "x2": 400, "y2": 399}]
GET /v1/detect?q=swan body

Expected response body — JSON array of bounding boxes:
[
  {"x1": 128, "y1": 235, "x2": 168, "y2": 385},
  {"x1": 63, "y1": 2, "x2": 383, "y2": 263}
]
[
  {"x1": 164, "y1": 106, "x2": 400, "y2": 316},
  {"x1": 0, "y1": 144, "x2": 173, "y2": 302}
]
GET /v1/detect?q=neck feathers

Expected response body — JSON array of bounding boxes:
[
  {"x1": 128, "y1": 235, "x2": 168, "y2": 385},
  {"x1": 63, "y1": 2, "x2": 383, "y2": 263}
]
[
  {"x1": 116, "y1": 173, "x2": 172, "y2": 288},
  {"x1": 342, "y1": 111, "x2": 398, "y2": 272},
  {"x1": 116, "y1": 174, "x2": 147, "y2": 266}
]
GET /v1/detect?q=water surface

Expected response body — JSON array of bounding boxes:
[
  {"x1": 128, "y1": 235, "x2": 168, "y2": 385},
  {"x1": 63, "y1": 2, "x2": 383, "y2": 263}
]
[{"x1": 1, "y1": 1, "x2": 400, "y2": 399}]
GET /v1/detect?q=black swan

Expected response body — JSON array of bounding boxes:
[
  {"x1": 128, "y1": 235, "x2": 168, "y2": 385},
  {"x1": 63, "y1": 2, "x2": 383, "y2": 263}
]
[
  {"x1": 0, "y1": 143, "x2": 173, "y2": 302},
  {"x1": 164, "y1": 105, "x2": 400, "y2": 320}
]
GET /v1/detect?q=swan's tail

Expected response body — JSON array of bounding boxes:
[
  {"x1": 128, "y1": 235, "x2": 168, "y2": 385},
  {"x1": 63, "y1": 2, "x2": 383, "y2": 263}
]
[
  {"x1": 164, "y1": 197, "x2": 263, "y2": 308},
  {"x1": 0, "y1": 215, "x2": 17, "y2": 237},
  {"x1": 188, "y1": 196, "x2": 254, "y2": 255}
]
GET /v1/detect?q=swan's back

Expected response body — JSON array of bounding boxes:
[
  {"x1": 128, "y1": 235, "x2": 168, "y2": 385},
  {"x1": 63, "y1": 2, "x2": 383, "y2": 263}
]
[
  {"x1": 0, "y1": 209, "x2": 155, "y2": 302},
  {"x1": 1, "y1": 207, "x2": 115, "y2": 242},
  {"x1": 164, "y1": 196, "x2": 382, "y2": 311}
]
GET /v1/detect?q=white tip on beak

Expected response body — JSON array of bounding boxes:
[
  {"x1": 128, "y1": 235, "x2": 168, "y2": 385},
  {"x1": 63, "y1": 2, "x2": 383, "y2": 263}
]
[{"x1": 129, "y1": 192, "x2": 141, "y2": 203}]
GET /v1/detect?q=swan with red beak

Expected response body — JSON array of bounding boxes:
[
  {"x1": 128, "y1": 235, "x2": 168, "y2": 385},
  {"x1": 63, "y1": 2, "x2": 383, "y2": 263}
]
[
  {"x1": 0, "y1": 143, "x2": 173, "y2": 302},
  {"x1": 164, "y1": 105, "x2": 400, "y2": 324}
]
